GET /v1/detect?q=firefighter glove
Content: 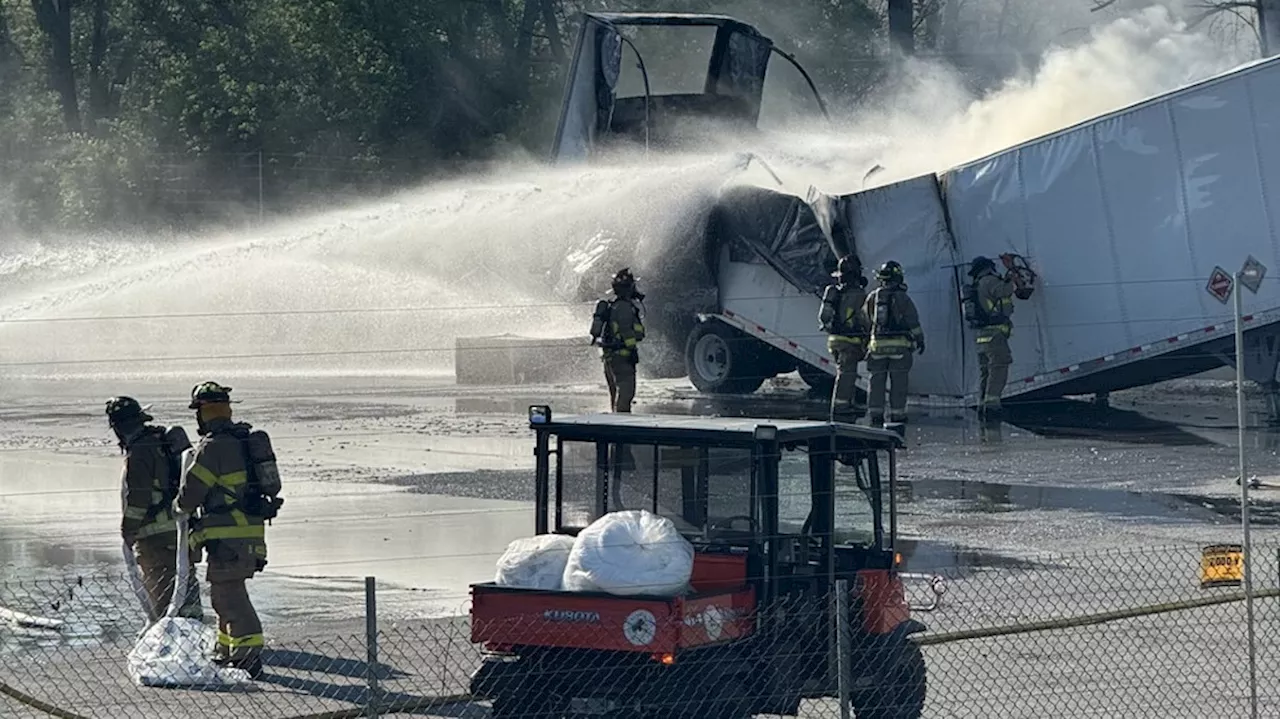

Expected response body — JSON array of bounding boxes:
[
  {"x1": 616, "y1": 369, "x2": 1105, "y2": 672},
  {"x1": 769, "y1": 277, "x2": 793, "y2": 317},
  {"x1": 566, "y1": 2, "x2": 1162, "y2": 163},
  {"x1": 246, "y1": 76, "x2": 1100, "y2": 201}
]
[{"x1": 916, "y1": 339, "x2": 926, "y2": 355}]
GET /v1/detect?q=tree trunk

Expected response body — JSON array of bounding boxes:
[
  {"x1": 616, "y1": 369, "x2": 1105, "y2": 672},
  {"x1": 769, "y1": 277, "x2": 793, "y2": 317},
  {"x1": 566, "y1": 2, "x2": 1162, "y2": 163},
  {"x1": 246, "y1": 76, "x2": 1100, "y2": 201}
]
[
  {"x1": 921, "y1": 1, "x2": 940, "y2": 50},
  {"x1": 88, "y1": 0, "x2": 111, "y2": 128},
  {"x1": 0, "y1": 4, "x2": 17, "y2": 118},
  {"x1": 1261, "y1": 0, "x2": 1280, "y2": 57},
  {"x1": 514, "y1": 0, "x2": 538, "y2": 67},
  {"x1": 541, "y1": 0, "x2": 565, "y2": 63},
  {"x1": 31, "y1": 0, "x2": 80, "y2": 133},
  {"x1": 887, "y1": 0, "x2": 914, "y2": 55},
  {"x1": 941, "y1": 0, "x2": 961, "y2": 54}
]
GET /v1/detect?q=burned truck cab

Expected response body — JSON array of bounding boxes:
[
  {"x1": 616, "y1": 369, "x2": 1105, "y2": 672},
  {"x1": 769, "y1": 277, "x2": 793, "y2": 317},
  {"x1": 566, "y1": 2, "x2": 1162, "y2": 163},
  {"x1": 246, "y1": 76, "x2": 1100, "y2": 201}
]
[{"x1": 552, "y1": 12, "x2": 827, "y2": 163}]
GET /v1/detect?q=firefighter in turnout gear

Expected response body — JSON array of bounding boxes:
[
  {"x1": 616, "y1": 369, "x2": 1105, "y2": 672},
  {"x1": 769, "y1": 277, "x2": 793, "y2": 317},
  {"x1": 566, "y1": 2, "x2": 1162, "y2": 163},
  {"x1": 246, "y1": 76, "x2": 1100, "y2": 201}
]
[
  {"x1": 175, "y1": 382, "x2": 271, "y2": 678},
  {"x1": 967, "y1": 256, "x2": 1017, "y2": 418},
  {"x1": 107, "y1": 397, "x2": 204, "y2": 620},
  {"x1": 590, "y1": 268, "x2": 646, "y2": 413},
  {"x1": 819, "y1": 255, "x2": 869, "y2": 419},
  {"x1": 862, "y1": 261, "x2": 925, "y2": 432}
]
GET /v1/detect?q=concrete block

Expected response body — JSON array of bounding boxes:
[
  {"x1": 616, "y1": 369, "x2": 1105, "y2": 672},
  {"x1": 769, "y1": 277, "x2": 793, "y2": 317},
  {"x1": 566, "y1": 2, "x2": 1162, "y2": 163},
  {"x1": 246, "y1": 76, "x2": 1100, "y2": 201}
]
[{"x1": 454, "y1": 334, "x2": 598, "y2": 385}]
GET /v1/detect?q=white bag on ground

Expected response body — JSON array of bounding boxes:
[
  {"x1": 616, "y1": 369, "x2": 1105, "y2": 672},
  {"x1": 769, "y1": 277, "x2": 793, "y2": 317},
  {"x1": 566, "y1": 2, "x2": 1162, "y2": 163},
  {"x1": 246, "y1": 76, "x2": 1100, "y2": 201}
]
[
  {"x1": 562, "y1": 510, "x2": 695, "y2": 596},
  {"x1": 127, "y1": 448, "x2": 251, "y2": 688},
  {"x1": 494, "y1": 534, "x2": 577, "y2": 590}
]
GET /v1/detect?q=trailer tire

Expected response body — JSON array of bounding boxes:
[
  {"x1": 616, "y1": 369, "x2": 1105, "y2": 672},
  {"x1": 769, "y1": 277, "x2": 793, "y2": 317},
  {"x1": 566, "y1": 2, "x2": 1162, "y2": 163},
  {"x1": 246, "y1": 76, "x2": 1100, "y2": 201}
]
[
  {"x1": 854, "y1": 642, "x2": 926, "y2": 719},
  {"x1": 685, "y1": 322, "x2": 766, "y2": 395}
]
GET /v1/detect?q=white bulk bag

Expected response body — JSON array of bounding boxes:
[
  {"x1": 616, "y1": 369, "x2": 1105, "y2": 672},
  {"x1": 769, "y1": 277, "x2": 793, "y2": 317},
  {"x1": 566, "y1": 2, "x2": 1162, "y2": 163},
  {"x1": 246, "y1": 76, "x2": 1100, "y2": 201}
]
[
  {"x1": 494, "y1": 534, "x2": 577, "y2": 590},
  {"x1": 562, "y1": 510, "x2": 694, "y2": 596}
]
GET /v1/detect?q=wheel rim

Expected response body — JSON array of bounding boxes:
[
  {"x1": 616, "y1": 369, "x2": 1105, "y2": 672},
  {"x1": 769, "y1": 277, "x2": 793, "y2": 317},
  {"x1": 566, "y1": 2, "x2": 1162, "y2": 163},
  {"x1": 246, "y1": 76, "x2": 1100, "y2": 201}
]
[{"x1": 693, "y1": 333, "x2": 730, "y2": 382}]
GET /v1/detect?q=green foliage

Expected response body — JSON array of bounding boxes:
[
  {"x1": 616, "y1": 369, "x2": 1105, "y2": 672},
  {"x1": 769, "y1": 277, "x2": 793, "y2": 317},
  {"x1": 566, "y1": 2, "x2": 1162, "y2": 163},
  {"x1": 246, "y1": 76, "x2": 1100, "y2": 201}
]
[{"x1": 0, "y1": 0, "x2": 893, "y2": 233}]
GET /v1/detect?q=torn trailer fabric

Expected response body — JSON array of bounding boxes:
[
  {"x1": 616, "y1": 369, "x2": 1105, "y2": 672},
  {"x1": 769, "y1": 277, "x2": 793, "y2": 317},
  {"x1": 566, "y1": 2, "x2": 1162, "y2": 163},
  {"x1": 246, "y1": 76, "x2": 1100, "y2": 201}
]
[{"x1": 127, "y1": 448, "x2": 251, "y2": 688}]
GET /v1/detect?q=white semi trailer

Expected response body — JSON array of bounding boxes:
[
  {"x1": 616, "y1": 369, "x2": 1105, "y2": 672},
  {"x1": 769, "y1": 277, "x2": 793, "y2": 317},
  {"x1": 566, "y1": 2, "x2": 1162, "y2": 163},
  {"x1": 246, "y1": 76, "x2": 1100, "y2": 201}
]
[{"x1": 553, "y1": 11, "x2": 1280, "y2": 416}]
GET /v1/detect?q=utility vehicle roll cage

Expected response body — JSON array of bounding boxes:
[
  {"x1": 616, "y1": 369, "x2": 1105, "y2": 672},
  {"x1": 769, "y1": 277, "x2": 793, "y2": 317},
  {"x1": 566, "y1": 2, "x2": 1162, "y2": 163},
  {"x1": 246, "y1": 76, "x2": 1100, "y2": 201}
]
[{"x1": 527, "y1": 406, "x2": 904, "y2": 605}]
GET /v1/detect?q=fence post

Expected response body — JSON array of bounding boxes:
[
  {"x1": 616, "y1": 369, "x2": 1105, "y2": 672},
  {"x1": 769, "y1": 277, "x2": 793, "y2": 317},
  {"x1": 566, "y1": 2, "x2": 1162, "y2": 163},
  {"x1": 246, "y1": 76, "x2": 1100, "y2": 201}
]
[
  {"x1": 365, "y1": 576, "x2": 380, "y2": 719},
  {"x1": 836, "y1": 579, "x2": 852, "y2": 719},
  {"x1": 1234, "y1": 276, "x2": 1259, "y2": 719}
]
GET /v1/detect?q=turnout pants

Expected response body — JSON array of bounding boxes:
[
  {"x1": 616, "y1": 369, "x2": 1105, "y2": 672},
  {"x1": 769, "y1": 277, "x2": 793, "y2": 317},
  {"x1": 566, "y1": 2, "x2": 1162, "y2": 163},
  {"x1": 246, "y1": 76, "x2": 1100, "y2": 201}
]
[
  {"x1": 206, "y1": 542, "x2": 264, "y2": 667},
  {"x1": 604, "y1": 355, "x2": 637, "y2": 413},
  {"x1": 977, "y1": 332, "x2": 1013, "y2": 410},
  {"x1": 828, "y1": 339, "x2": 866, "y2": 417},
  {"x1": 866, "y1": 353, "x2": 913, "y2": 423},
  {"x1": 134, "y1": 534, "x2": 203, "y2": 619}
]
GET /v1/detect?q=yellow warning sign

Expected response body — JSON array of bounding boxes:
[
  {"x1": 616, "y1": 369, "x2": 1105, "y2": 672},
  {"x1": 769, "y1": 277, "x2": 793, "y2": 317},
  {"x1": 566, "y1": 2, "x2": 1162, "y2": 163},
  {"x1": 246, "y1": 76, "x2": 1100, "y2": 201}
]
[{"x1": 1200, "y1": 544, "x2": 1244, "y2": 588}]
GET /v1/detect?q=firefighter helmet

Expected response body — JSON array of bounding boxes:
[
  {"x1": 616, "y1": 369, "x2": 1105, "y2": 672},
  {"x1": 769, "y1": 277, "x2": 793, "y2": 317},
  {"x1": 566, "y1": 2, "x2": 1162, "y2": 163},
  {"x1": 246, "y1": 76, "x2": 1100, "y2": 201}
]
[
  {"x1": 969, "y1": 255, "x2": 996, "y2": 277},
  {"x1": 611, "y1": 267, "x2": 637, "y2": 288},
  {"x1": 105, "y1": 396, "x2": 152, "y2": 426},
  {"x1": 188, "y1": 381, "x2": 233, "y2": 409},
  {"x1": 832, "y1": 255, "x2": 860, "y2": 278},
  {"x1": 876, "y1": 261, "x2": 904, "y2": 283}
]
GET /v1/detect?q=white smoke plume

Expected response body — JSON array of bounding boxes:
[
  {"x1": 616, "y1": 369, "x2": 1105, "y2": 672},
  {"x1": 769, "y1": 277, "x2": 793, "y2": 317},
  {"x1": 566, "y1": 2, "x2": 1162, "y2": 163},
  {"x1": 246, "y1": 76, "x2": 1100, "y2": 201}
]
[{"x1": 759, "y1": 4, "x2": 1254, "y2": 194}]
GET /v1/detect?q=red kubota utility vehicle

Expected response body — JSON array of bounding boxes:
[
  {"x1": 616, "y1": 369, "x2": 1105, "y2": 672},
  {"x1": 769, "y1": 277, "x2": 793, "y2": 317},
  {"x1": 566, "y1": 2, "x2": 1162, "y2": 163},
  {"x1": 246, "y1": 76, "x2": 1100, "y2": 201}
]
[{"x1": 468, "y1": 406, "x2": 926, "y2": 718}]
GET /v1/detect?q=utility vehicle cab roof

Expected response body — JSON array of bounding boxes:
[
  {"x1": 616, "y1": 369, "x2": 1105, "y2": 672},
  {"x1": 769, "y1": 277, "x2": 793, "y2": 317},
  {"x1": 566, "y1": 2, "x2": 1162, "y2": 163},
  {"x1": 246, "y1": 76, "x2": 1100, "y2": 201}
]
[{"x1": 529, "y1": 410, "x2": 904, "y2": 448}]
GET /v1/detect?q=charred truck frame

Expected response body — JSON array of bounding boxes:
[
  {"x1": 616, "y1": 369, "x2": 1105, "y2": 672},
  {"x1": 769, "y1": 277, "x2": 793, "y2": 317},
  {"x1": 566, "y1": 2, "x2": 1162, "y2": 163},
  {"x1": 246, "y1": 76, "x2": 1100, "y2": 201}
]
[
  {"x1": 551, "y1": 12, "x2": 827, "y2": 163},
  {"x1": 468, "y1": 407, "x2": 926, "y2": 718}
]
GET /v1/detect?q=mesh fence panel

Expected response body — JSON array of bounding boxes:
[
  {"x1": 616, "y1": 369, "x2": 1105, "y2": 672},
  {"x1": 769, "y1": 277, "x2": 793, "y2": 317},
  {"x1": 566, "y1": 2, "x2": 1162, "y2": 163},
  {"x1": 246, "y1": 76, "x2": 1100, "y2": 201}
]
[{"x1": 2, "y1": 542, "x2": 1279, "y2": 717}]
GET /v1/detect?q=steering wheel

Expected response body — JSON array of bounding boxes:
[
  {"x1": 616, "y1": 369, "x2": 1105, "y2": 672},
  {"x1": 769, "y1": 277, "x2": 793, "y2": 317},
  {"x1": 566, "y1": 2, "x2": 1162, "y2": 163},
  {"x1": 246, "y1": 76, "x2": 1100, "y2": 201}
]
[{"x1": 710, "y1": 515, "x2": 758, "y2": 533}]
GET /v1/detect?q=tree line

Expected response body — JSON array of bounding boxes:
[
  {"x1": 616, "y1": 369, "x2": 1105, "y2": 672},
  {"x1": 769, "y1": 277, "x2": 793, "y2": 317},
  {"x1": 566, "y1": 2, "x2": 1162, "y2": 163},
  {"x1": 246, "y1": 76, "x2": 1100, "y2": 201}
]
[{"x1": 2, "y1": 0, "x2": 1221, "y2": 234}]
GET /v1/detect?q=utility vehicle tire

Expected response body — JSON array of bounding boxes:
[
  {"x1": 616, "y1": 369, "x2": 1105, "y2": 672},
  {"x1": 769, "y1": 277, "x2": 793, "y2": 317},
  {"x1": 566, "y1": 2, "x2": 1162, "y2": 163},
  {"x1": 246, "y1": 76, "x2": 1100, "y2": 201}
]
[
  {"x1": 797, "y1": 362, "x2": 836, "y2": 396},
  {"x1": 684, "y1": 321, "x2": 766, "y2": 395},
  {"x1": 673, "y1": 676, "x2": 751, "y2": 719},
  {"x1": 853, "y1": 643, "x2": 926, "y2": 719},
  {"x1": 491, "y1": 693, "x2": 560, "y2": 718}
]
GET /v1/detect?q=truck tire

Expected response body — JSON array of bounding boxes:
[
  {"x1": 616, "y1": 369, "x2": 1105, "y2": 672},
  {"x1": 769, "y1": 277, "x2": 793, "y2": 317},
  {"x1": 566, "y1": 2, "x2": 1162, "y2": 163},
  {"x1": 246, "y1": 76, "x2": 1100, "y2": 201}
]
[
  {"x1": 854, "y1": 643, "x2": 926, "y2": 719},
  {"x1": 685, "y1": 322, "x2": 766, "y2": 395}
]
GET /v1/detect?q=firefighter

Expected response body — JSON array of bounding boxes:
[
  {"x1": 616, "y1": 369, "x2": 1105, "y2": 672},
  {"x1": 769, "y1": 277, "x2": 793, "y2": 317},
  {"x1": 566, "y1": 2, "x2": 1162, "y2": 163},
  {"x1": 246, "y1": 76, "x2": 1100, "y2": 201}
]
[
  {"x1": 968, "y1": 256, "x2": 1017, "y2": 418},
  {"x1": 590, "y1": 268, "x2": 646, "y2": 413},
  {"x1": 819, "y1": 255, "x2": 869, "y2": 419},
  {"x1": 175, "y1": 382, "x2": 267, "y2": 678},
  {"x1": 106, "y1": 396, "x2": 203, "y2": 620},
  {"x1": 862, "y1": 261, "x2": 925, "y2": 432}
]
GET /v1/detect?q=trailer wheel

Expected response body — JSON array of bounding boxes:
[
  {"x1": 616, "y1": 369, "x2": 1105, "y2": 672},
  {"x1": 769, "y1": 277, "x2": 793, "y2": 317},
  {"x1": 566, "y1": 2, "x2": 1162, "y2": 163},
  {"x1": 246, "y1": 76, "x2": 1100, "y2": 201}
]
[
  {"x1": 685, "y1": 322, "x2": 766, "y2": 395},
  {"x1": 854, "y1": 643, "x2": 926, "y2": 719}
]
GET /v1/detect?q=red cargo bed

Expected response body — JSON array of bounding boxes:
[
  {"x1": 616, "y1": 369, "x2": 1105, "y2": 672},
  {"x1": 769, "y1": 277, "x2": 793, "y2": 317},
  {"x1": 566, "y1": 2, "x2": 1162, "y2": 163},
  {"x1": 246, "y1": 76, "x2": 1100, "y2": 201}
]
[
  {"x1": 472, "y1": 548, "x2": 756, "y2": 654},
  {"x1": 471, "y1": 583, "x2": 756, "y2": 654}
]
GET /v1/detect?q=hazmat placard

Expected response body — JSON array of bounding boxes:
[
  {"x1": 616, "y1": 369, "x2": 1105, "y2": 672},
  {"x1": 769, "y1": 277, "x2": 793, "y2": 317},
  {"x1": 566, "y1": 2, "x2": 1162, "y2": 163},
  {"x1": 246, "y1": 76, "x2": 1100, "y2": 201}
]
[
  {"x1": 1240, "y1": 256, "x2": 1267, "y2": 295},
  {"x1": 1199, "y1": 544, "x2": 1243, "y2": 588},
  {"x1": 1206, "y1": 267, "x2": 1234, "y2": 304}
]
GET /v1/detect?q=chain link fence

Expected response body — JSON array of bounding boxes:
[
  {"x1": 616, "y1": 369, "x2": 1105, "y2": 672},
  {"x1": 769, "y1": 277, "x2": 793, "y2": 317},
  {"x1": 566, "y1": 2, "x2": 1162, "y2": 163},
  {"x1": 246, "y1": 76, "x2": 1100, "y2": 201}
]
[{"x1": 3, "y1": 542, "x2": 1280, "y2": 718}]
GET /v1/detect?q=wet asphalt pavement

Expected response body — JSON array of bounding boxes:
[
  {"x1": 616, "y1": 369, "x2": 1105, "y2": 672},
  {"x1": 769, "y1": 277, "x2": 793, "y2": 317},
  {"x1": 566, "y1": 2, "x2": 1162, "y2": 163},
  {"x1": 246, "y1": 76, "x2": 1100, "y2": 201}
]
[{"x1": 2, "y1": 372, "x2": 1279, "y2": 621}]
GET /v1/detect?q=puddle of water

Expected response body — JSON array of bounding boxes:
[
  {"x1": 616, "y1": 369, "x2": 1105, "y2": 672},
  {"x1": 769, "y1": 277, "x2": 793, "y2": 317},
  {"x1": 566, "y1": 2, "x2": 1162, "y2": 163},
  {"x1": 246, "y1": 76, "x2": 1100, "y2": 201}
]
[{"x1": 897, "y1": 475, "x2": 1280, "y2": 527}]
